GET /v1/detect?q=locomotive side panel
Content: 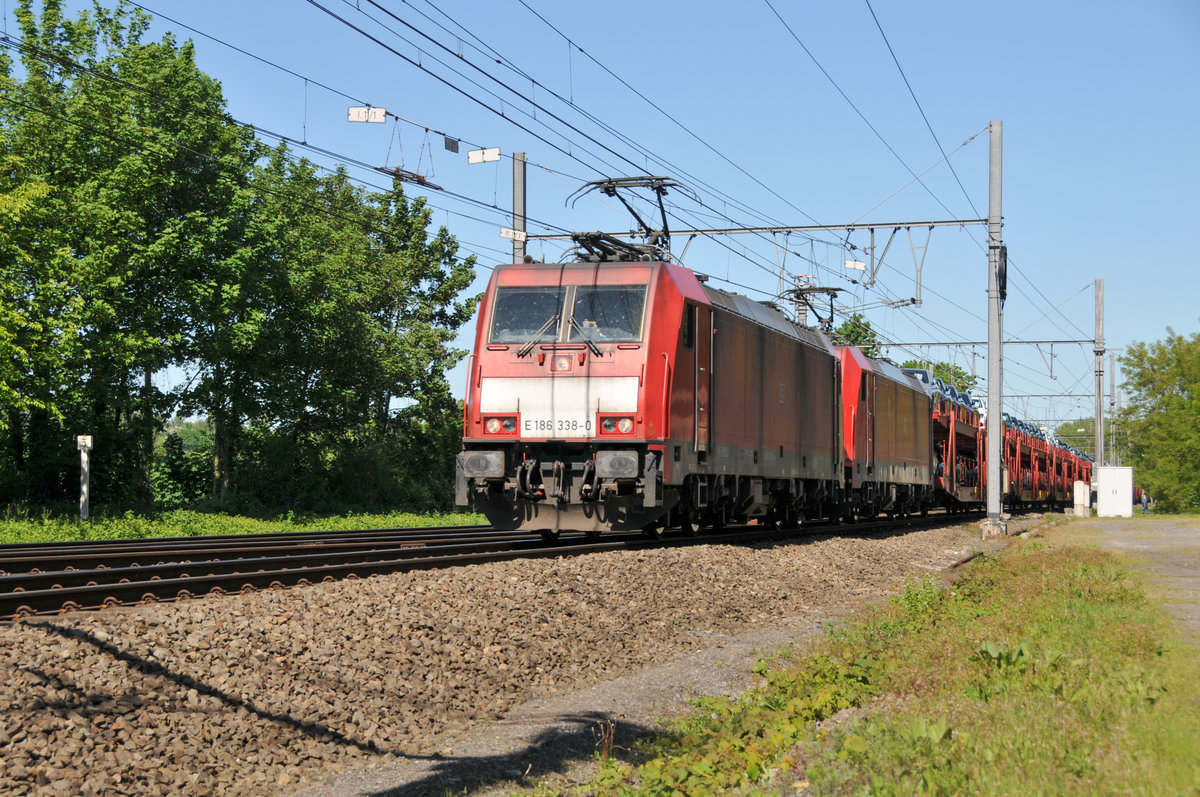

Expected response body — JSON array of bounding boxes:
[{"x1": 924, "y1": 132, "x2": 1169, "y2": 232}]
[
  {"x1": 870, "y1": 363, "x2": 933, "y2": 487},
  {"x1": 667, "y1": 303, "x2": 698, "y2": 452},
  {"x1": 759, "y1": 324, "x2": 804, "y2": 476},
  {"x1": 800, "y1": 336, "x2": 838, "y2": 474},
  {"x1": 709, "y1": 309, "x2": 758, "y2": 471},
  {"x1": 706, "y1": 308, "x2": 837, "y2": 482},
  {"x1": 874, "y1": 375, "x2": 897, "y2": 475}
]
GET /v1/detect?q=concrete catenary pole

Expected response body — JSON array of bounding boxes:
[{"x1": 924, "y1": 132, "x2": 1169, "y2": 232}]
[
  {"x1": 1094, "y1": 278, "x2": 1105, "y2": 465},
  {"x1": 512, "y1": 152, "x2": 527, "y2": 262},
  {"x1": 983, "y1": 121, "x2": 1006, "y2": 537}
]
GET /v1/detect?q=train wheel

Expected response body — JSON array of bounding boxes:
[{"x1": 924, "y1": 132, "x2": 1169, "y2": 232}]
[
  {"x1": 642, "y1": 522, "x2": 665, "y2": 540},
  {"x1": 541, "y1": 530, "x2": 561, "y2": 542},
  {"x1": 680, "y1": 516, "x2": 700, "y2": 536}
]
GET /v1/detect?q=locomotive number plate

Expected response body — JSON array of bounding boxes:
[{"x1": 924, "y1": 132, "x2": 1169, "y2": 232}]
[{"x1": 523, "y1": 416, "x2": 593, "y2": 436}]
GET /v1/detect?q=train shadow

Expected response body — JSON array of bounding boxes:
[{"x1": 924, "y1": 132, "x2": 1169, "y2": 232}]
[
  {"x1": 23, "y1": 619, "x2": 423, "y2": 760},
  {"x1": 365, "y1": 712, "x2": 660, "y2": 796},
  {"x1": 22, "y1": 621, "x2": 664, "y2": 793}
]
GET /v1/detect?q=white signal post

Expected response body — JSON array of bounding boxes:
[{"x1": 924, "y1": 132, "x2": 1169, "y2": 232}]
[{"x1": 77, "y1": 435, "x2": 93, "y2": 521}]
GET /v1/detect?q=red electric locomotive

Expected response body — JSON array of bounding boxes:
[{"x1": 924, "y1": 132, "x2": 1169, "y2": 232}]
[
  {"x1": 456, "y1": 255, "x2": 841, "y2": 537},
  {"x1": 838, "y1": 349, "x2": 935, "y2": 519}
]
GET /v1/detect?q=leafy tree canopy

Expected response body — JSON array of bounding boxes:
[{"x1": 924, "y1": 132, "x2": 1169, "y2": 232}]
[
  {"x1": 1118, "y1": 328, "x2": 1200, "y2": 512},
  {"x1": 0, "y1": 0, "x2": 478, "y2": 514},
  {"x1": 1054, "y1": 418, "x2": 1097, "y2": 460},
  {"x1": 833, "y1": 313, "x2": 882, "y2": 358}
]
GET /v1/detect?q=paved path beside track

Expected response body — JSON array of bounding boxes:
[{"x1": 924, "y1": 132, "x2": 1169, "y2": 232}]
[{"x1": 1047, "y1": 514, "x2": 1200, "y2": 646}]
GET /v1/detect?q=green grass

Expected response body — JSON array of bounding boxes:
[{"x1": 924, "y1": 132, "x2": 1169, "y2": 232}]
[
  {"x1": 537, "y1": 532, "x2": 1200, "y2": 795},
  {"x1": 0, "y1": 508, "x2": 486, "y2": 545}
]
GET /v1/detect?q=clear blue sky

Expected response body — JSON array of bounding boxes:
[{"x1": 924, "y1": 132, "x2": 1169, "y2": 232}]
[{"x1": 10, "y1": 0, "x2": 1199, "y2": 429}]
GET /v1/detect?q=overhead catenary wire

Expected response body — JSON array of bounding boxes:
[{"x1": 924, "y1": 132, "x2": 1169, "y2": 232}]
[
  {"x1": 764, "y1": 0, "x2": 1092, "y2": 351},
  {"x1": 15, "y1": 4, "x2": 1095, "y2": 422},
  {"x1": 33, "y1": 3, "x2": 814, "y2": 291},
  {"x1": 0, "y1": 75, "x2": 517, "y2": 272},
  {"x1": 863, "y1": 0, "x2": 980, "y2": 219},
  {"x1": 3, "y1": 31, "x2": 803, "y2": 293},
  {"x1": 303, "y1": 0, "x2": 636, "y2": 181},
  {"x1": 335, "y1": 0, "x2": 857, "y2": 283},
  {"x1": 0, "y1": 32, "x2": 579, "y2": 248},
  {"x1": 130, "y1": 0, "x2": 892, "y2": 299},
  {"x1": 408, "y1": 0, "x2": 833, "y2": 239}
]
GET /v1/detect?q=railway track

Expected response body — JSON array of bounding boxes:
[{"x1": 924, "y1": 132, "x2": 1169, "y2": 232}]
[{"x1": 0, "y1": 513, "x2": 980, "y2": 620}]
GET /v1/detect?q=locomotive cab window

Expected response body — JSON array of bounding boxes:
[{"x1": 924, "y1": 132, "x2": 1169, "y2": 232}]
[
  {"x1": 681, "y1": 304, "x2": 694, "y2": 349},
  {"x1": 489, "y1": 286, "x2": 566, "y2": 343},
  {"x1": 490, "y1": 283, "x2": 647, "y2": 344},
  {"x1": 567, "y1": 285, "x2": 647, "y2": 343}
]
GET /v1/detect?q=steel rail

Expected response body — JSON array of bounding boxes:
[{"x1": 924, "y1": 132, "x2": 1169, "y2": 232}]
[
  {"x1": 0, "y1": 511, "x2": 986, "y2": 621},
  {"x1": 0, "y1": 524, "x2": 493, "y2": 557},
  {"x1": 0, "y1": 527, "x2": 522, "y2": 573}
]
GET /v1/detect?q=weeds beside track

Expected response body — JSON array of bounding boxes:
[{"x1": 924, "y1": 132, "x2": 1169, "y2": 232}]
[{"x1": 541, "y1": 521, "x2": 1200, "y2": 795}]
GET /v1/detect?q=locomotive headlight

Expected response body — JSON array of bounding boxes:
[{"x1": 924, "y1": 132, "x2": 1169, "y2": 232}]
[
  {"x1": 599, "y1": 416, "x2": 635, "y2": 435},
  {"x1": 483, "y1": 415, "x2": 518, "y2": 435}
]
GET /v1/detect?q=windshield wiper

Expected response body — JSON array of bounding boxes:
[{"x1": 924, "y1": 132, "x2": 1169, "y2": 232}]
[
  {"x1": 569, "y1": 317, "x2": 603, "y2": 356},
  {"x1": 516, "y1": 314, "x2": 559, "y2": 357}
]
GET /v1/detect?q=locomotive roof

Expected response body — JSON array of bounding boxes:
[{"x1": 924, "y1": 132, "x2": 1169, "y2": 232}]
[
  {"x1": 873, "y1": 358, "x2": 926, "y2": 390},
  {"x1": 702, "y1": 284, "x2": 835, "y2": 354}
]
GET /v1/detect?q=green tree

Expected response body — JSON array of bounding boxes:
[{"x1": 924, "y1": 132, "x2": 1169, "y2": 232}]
[
  {"x1": 899, "y1": 360, "x2": 980, "y2": 394},
  {"x1": 1054, "y1": 418, "x2": 1096, "y2": 460},
  {"x1": 2, "y1": 1, "x2": 478, "y2": 514},
  {"x1": 1, "y1": 0, "x2": 255, "y2": 506},
  {"x1": 178, "y1": 151, "x2": 477, "y2": 510},
  {"x1": 1119, "y1": 329, "x2": 1200, "y2": 512},
  {"x1": 834, "y1": 313, "x2": 882, "y2": 358},
  {"x1": 150, "y1": 422, "x2": 212, "y2": 508}
]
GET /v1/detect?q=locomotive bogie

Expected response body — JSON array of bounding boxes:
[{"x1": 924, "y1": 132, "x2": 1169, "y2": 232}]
[{"x1": 459, "y1": 444, "x2": 673, "y2": 533}]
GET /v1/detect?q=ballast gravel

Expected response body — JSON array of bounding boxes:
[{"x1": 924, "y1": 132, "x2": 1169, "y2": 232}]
[{"x1": 0, "y1": 520, "x2": 1030, "y2": 796}]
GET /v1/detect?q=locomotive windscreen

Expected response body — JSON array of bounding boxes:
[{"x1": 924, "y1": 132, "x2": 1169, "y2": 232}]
[
  {"x1": 489, "y1": 286, "x2": 566, "y2": 343},
  {"x1": 567, "y1": 285, "x2": 646, "y2": 342},
  {"x1": 489, "y1": 284, "x2": 647, "y2": 344}
]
